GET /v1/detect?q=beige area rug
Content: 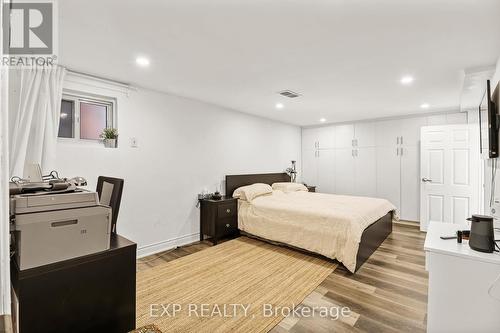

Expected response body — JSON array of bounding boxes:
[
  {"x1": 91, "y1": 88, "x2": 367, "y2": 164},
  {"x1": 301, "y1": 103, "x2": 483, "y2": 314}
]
[
  {"x1": 130, "y1": 324, "x2": 163, "y2": 333},
  {"x1": 136, "y1": 237, "x2": 337, "y2": 333}
]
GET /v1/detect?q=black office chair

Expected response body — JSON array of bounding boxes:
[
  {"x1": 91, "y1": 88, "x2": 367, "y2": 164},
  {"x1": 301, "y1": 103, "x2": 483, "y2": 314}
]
[{"x1": 96, "y1": 176, "x2": 124, "y2": 234}]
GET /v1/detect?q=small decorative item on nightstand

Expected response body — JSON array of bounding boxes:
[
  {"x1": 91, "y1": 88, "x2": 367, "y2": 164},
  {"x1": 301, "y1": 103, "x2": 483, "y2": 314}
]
[
  {"x1": 285, "y1": 160, "x2": 298, "y2": 182},
  {"x1": 199, "y1": 196, "x2": 238, "y2": 245}
]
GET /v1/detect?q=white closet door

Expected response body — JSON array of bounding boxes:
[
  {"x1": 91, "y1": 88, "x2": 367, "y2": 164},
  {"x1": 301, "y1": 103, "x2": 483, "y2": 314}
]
[
  {"x1": 335, "y1": 148, "x2": 355, "y2": 195},
  {"x1": 354, "y1": 122, "x2": 376, "y2": 147},
  {"x1": 400, "y1": 145, "x2": 420, "y2": 221},
  {"x1": 302, "y1": 128, "x2": 319, "y2": 150},
  {"x1": 335, "y1": 124, "x2": 355, "y2": 149},
  {"x1": 401, "y1": 117, "x2": 427, "y2": 146},
  {"x1": 317, "y1": 126, "x2": 335, "y2": 150},
  {"x1": 302, "y1": 149, "x2": 318, "y2": 186},
  {"x1": 376, "y1": 146, "x2": 401, "y2": 212},
  {"x1": 355, "y1": 147, "x2": 377, "y2": 197},
  {"x1": 375, "y1": 119, "x2": 401, "y2": 147},
  {"x1": 317, "y1": 150, "x2": 335, "y2": 193}
]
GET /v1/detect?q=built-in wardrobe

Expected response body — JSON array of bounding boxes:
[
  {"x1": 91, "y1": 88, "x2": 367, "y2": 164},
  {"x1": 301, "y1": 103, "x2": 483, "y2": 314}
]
[{"x1": 301, "y1": 112, "x2": 467, "y2": 222}]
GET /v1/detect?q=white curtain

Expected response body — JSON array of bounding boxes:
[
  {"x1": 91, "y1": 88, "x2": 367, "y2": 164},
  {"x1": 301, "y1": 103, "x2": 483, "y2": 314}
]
[{"x1": 9, "y1": 66, "x2": 66, "y2": 177}]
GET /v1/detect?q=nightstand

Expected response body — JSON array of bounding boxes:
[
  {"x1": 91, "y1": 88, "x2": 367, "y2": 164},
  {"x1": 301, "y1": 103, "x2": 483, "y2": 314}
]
[
  {"x1": 199, "y1": 196, "x2": 238, "y2": 245},
  {"x1": 306, "y1": 185, "x2": 316, "y2": 192}
]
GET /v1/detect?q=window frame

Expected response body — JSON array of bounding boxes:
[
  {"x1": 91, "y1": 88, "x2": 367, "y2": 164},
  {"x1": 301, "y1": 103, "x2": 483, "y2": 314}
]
[{"x1": 58, "y1": 91, "x2": 117, "y2": 144}]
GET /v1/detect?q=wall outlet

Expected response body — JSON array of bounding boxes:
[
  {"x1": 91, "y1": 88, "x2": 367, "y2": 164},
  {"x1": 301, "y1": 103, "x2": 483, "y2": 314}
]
[{"x1": 130, "y1": 137, "x2": 139, "y2": 148}]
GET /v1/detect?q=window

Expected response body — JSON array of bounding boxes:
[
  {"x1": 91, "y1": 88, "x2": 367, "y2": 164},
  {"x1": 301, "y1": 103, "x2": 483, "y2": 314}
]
[{"x1": 58, "y1": 93, "x2": 115, "y2": 141}]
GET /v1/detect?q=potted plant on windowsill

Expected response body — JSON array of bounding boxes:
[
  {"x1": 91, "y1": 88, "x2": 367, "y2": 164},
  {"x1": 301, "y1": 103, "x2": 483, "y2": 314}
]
[{"x1": 100, "y1": 128, "x2": 118, "y2": 148}]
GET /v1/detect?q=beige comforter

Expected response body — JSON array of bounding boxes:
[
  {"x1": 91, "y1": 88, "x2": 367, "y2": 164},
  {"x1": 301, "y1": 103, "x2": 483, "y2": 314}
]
[{"x1": 238, "y1": 190, "x2": 396, "y2": 272}]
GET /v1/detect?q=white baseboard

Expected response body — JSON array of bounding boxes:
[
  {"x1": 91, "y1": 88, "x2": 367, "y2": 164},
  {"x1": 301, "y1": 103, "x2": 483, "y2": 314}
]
[{"x1": 137, "y1": 233, "x2": 200, "y2": 258}]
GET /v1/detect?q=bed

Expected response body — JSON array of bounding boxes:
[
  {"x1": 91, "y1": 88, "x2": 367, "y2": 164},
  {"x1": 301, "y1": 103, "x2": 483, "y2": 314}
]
[{"x1": 225, "y1": 173, "x2": 395, "y2": 272}]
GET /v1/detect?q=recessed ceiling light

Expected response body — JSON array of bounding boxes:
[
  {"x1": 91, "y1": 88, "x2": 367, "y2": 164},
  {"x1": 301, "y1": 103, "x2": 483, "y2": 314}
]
[
  {"x1": 400, "y1": 76, "x2": 414, "y2": 85},
  {"x1": 319, "y1": 118, "x2": 326, "y2": 123},
  {"x1": 275, "y1": 103, "x2": 284, "y2": 109},
  {"x1": 420, "y1": 103, "x2": 430, "y2": 109},
  {"x1": 136, "y1": 57, "x2": 150, "y2": 67}
]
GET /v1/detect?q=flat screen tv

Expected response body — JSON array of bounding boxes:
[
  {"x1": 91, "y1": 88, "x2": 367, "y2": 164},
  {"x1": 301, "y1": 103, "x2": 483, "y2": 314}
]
[{"x1": 479, "y1": 80, "x2": 499, "y2": 159}]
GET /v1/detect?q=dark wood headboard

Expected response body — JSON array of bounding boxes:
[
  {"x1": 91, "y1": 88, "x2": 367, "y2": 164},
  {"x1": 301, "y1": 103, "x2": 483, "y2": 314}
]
[{"x1": 225, "y1": 173, "x2": 291, "y2": 196}]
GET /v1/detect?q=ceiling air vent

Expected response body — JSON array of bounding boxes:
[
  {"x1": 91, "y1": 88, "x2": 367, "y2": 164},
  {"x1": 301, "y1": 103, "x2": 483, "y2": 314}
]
[{"x1": 278, "y1": 90, "x2": 301, "y2": 98}]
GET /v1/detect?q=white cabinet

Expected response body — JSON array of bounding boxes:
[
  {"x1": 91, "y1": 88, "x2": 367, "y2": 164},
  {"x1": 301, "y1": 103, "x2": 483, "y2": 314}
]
[
  {"x1": 401, "y1": 117, "x2": 427, "y2": 146},
  {"x1": 317, "y1": 150, "x2": 335, "y2": 193},
  {"x1": 302, "y1": 126, "x2": 335, "y2": 150},
  {"x1": 354, "y1": 122, "x2": 376, "y2": 147},
  {"x1": 425, "y1": 222, "x2": 500, "y2": 333},
  {"x1": 355, "y1": 147, "x2": 377, "y2": 197},
  {"x1": 302, "y1": 128, "x2": 319, "y2": 151},
  {"x1": 375, "y1": 119, "x2": 401, "y2": 147},
  {"x1": 400, "y1": 145, "x2": 420, "y2": 221},
  {"x1": 376, "y1": 146, "x2": 401, "y2": 210},
  {"x1": 373, "y1": 117, "x2": 426, "y2": 220},
  {"x1": 302, "y1": 115, "x2": 435, "y2": 222},
  {"x1": 334, "y1": 124, "x2": 354, "y2": 149},
  {"x1": 302, "y1": 149, "x2": 335, "y2": 193},
  {"x1": 334, "y1": 148, "x2": 355, "y2": 195},
  {"x1": 317, "y1": 126, "x2": 335, "y2": 150},
  {"x1": 302, "y1": 149, "x2": 318, "y2": 186}
]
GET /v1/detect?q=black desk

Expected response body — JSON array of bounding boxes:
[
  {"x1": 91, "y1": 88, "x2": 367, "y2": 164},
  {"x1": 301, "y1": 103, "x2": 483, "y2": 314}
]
[{"x1": 11, "y1": 234, "x2": 137, "y2": 333}]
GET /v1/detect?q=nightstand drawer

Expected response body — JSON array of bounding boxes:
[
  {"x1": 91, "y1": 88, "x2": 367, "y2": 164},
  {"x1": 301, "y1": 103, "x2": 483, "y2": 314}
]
[
  {"x1": 217, "y1": 202, "x2": 237, "y2": 217},
  {"x1": 217, "y1": 216, "x2": 238, "y2": 233}
]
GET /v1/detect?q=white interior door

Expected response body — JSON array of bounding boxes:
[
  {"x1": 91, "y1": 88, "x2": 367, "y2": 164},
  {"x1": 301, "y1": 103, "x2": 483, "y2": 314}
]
[
  {"x1": 420, "y1": 125, "x2": 479, "y2": 231},
  {"x1": 317, "y1": 150, "x2": 335, "y2": 193},
  {"x1": 335, "y1": 148, "x2": 355, "y2": 195}
]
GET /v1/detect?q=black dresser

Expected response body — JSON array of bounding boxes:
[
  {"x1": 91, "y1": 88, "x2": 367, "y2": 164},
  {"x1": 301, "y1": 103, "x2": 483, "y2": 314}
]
[
  {"x1": 199, "y1": 196, "x2": 238, "y2": 244},
  {"x1": 11, "y1": 234, "x2": 137, "y2": 333}
]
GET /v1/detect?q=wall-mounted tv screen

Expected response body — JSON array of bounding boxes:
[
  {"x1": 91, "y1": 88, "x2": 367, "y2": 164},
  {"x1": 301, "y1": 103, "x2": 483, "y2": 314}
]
[{"x1": 479, "y1": 80, "x2": 499, "y2": 159}]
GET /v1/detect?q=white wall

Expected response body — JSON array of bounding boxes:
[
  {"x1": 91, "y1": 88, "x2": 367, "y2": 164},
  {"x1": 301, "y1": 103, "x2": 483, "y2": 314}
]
[
  {"x1": 54, "y1": 73, "x2": 301, "y2": 256},
  {"x1": 481, "y1": 56, "x2": 500, "y2": 215},
  {"x1": 0, "y1": 0, "x2": 11, "y2": 315}
]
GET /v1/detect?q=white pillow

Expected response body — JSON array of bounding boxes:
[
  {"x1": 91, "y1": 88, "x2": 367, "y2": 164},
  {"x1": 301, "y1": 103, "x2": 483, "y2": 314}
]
[
  {"x1": 233, "y1": 183, "x2": 273, "y2": 201},
  {"x1": 272, "y1": 182, "x2": 308, "y2": 193}
]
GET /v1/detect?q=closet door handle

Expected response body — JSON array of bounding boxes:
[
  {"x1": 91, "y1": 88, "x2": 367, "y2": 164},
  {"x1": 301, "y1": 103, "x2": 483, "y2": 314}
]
[
  {"x1": 396, "y1": 148, "x2": 399, "y2": 156},
  {"x1": 400, "y1": 136, "x2": 403, "y2": 145},
  {"x1": 397, "y1": 137, "x2": 400, "y2": 145},
  {"x1": 422, "y1": 178, "x2": 432, "y2": 183},
  {"x1": 400, "y1": 147, "x2": 403, "y2": 156}
]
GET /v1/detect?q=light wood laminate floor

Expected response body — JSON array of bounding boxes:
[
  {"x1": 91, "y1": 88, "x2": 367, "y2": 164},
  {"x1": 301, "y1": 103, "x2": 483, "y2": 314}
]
[{"x1": 137, "y1": 221, "x2": 428, "y2": 332}]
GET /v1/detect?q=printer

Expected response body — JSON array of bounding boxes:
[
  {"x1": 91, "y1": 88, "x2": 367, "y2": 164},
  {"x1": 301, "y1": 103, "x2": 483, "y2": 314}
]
[{"x1": 10, "y1": 175, "x2": 112, "y2": 270}]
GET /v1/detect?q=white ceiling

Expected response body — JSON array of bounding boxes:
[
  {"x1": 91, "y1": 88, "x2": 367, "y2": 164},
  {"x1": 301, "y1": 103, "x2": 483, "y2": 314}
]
[{"x1": 59, "y1": 0, "x2": 500, "y2": 126}]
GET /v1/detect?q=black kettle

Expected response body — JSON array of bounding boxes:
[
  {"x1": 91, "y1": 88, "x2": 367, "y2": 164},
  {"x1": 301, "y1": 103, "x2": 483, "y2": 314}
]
[{"x1": 467, "y1": 215, "x2": 495, "y2": 253}]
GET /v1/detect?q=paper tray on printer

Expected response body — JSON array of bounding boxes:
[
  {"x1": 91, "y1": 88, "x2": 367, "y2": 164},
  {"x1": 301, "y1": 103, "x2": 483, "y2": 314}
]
[
  {"x1": 14, "y1": 205, "x2": 112, "y2": 270},
  {"x1": 12, "y1": 190, "x2": 99, "y2": 214}
]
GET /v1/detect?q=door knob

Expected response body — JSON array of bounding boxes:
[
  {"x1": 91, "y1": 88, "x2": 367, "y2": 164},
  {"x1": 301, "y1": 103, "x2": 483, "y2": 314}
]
[{"x1": 421, "y1": 178, "x2": 432, "y2": 183}]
